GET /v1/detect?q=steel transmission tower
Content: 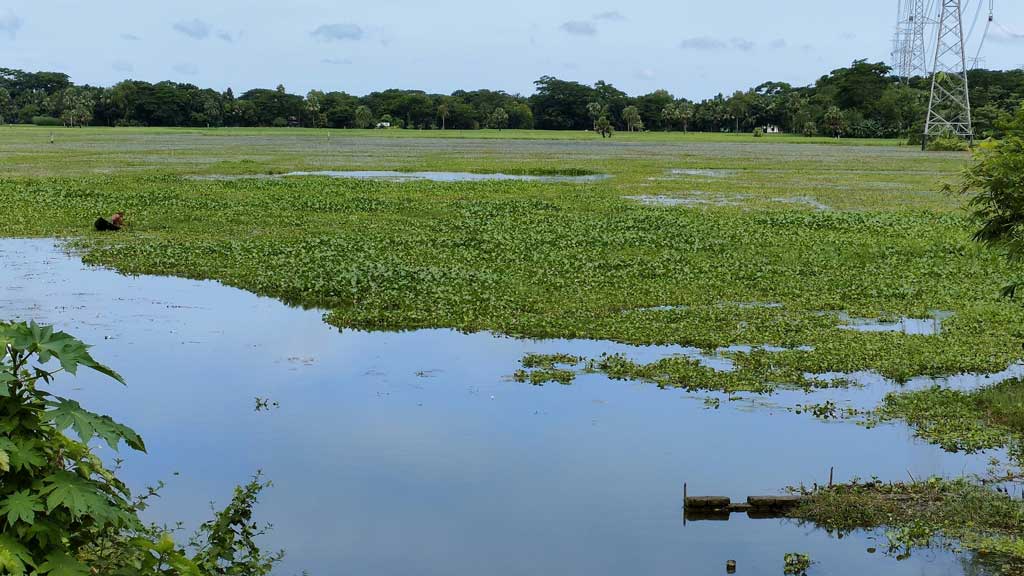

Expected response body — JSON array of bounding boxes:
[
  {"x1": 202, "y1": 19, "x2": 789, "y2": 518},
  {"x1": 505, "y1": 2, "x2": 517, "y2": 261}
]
[
  {"x1": 893, "y1": 0, "x2": 930, "y2": 81},
  {"x1": 922, "y1": 0, "x2": 973, "y2": 148}
]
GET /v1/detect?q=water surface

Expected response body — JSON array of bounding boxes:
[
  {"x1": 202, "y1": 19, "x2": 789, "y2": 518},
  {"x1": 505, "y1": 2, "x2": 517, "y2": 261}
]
[{"x1": 0, "y1": 239, "x2": 998, "y2": 576}]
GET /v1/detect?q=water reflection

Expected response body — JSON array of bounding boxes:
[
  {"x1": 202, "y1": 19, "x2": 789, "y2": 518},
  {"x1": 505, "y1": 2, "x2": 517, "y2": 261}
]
[{"x1": 0, "y1": 239, "x2": 991, "y2": 576}]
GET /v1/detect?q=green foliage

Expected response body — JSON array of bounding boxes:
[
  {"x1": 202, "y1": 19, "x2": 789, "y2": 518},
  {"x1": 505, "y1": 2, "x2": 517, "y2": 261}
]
[
  {"x1": 487, "y1": 107, "x2": 509, "y2": 131},
  {"x1": 753, "y1": 127, "x2": 764, "y2": 138},
  {"x1": 188, "y1": 475, "x2": 284, "y2": 575},
  {"x1": 621, "y1": 105, "x2": 642, "y2": 132},
  {"x1": 801, "y1": 121, "x2": 816, "y2": 137},
  {"x1": 31, "y1": 116, "x2": 62, "y2": 127},
  {"x1": 875, "y1": 378, "x2": 1024, "y2": 457},
  {"x1": 0, "y1": 321, "x2": 284, "y2": 575},
  {"x1": 875, "y1": 386, "x2": 1013, "y2": 452},
  {"x1": 0, "y1": 321, "x2": 142, "y2": 573},
  {"x1": 791, "y1": 478, "x2": 1024, "y2": 569},
  {"x1": 5, "y1": 60, "x2": 1019, "y2": 133},
  {"x1": 927, "y1": 133, "x2": 969, "y2": 152},
  {"x1": 783, "y1": 552, "x2": 811, "y2": 575},
  {"x1": 2, "y1": 131, "x2": 1024, "y2": 390},
  {"x1": 823, "y1": 106, "x2": 846, "y2": 138},
  {"x1": 513, "y1": 353, "x2": 583, "y2": 385},
  {"x1": 950, "y1": 122, "x2": 1024, "y2": 295},
  {"x1": 354, "y1": 105, "x2": 373, "y2": 129}
]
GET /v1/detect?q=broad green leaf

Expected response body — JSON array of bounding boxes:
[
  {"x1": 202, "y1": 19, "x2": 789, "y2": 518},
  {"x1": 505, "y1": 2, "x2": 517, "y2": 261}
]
[
  {"x1": 0, "y1": 490, "x2": 44, "y2": 525},
  {"x1": 40, "y1": 471, "x2": 110, "y2": 520},
  {"x1": 165, "y1": 553, "x2": 204, "y2": 576},
  {"x1": 0, "y1": 448, "x2": 8, "y2": 473},
  {"x1": 154, "y1": 531, "x2": 176, "y2": 554},
  {"x1": 1, "y1": 438, "x2": 46, "y2": 473},
  {"x1": 0, "y1": 535, "x2": 32, "y2": 576},
  {"x1": 45, "y1": 398, "x2": 146, "y2": 452},
  {"x1": 37, "y1": 551, "x2": 89, "y2": 576},
  {"x1": 0, "y1": 322, "x2": 124, "y2": 384}
]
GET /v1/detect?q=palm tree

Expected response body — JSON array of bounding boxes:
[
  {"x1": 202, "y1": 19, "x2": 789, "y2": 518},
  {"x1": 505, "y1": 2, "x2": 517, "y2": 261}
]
[
  {"x1": 586, "y1": 102, "x2": 604, "y2": 131},
  {"x1": 622, "y1": 106, "x2": 642, "y2": 132},
  {"x1": 438, "y1": 101, "x2": 450, "y2": 130}
]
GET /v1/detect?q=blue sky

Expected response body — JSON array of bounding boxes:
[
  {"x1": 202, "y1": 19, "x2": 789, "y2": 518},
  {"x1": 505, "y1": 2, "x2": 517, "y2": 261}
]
[{"x1": 1, "y1": 0, "x2": 1022, "y2": 99}]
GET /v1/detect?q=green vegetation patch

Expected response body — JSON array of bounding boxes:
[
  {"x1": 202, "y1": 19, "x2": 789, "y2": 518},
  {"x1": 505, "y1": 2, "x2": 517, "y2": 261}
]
[
  {"x1": 513, "y1": 353, "x2": 584, "y2": 385},
  {"x1": 2, "y1": 131, "x2": 1023, "y2": 391},
  {"x1": 791, "y1": 478, "x2": 1024, "y2": 573},
  {"x1": 874, "y1": 380, "x2": 1024, "y2": 453}
]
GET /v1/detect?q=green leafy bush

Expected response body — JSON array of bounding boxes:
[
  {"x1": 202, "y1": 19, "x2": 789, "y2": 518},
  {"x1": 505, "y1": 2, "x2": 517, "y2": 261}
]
[
  {"x1": 801, "y1": 121, "x2": 816, "y2": 137},
  {"x1": 0, "y1": 321, "x2": 284, "y2": 575},
  {"x1": 30, "y1": 116, "x2": 62, "y2": 127},
  {"x1": 753, "y1": 127, "x2": 764, "y2": 138},
  {"x1": 927, "y1": 133, "x2": 969, "y2": 152},
  {"x1": 950, "y1": 111, "x2": 1024, "y2": 294}
]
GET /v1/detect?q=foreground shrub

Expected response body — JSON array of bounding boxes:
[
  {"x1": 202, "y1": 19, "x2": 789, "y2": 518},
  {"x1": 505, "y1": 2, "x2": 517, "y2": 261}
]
[
  {"x1": 928, "y1": 133, "x2": 970, "y2": 151},
  {"x1": 0, "y1": 321, "x2": 283, "y2": 575}
]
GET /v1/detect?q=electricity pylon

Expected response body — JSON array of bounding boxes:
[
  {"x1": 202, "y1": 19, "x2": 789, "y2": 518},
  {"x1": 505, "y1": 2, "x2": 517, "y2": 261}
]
[
  {"x1": 923, "y1": 0, "x2": 973, "y2": 148},
  {"x1": 893, "y1": 0, "x2": 930, "y2": 81}
]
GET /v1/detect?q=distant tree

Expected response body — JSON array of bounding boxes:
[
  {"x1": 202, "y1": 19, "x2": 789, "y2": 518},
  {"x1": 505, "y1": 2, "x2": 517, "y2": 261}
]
[
  {"x1": 595, "y1": 115, "x2": 613, "y2": 138},
  {"x1": 622, "y1": 105, "x2": 642, "y2": 132},
  {"x1": 60, "y1": 87, "x2": 94, "y2": 127},
  {"x1": 530, "y1": 76, "x2": 596, "y2": 130},
  {"x1": 823, "y1": 106, "x2": 846, "y2": 137},
  {"x1": 820, "y1": 59, "x2": 893, "y2": 112},
  {"x1": 507, "y1": 102, "x2": 534, "y2": 130},
  {"x1": 306, "y1": 90, "x2": 326, "y2": 128},
  {"x1": 489, "y1": 107, "x2": 509, "y2": 130},
  {"x1": 437, "y1": 100, "x2": 450, "y2": 130},
  {"x1": 355, "y1": 105, "x2": 373, "y2": 128},
  {"x1": 661, "y1": 104, "x2": 679, "y2": 131},
  {"x1": 726, "y1": 90, "x2": 751, "y2": 133},
  {"x1": 784, "y1": 92, "x2": 805, "y2": 133},
  {"x1": 586, "y1": 101, "x2": 604, "y2": 130},
  {"x1": 678, "y1": 101, "x2": 694, "y2": 132},
  {"x1": 636, "y1": 89, "x2": 674, "y2": 131},
  {"x1": 276, "y1": 84, "x2": 286, "y2": 94},
  {"x1": 0, "y1": 88, "x2": 12, "y2": 124},
  {"x1": 802, "y1": 121, "x2": 817, "y2": 137}
]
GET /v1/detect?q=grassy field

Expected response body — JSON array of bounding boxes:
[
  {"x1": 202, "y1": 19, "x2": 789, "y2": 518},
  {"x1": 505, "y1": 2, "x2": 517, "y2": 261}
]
[{"x1": 1, "y1": 126, "x2": 1018, "y2": 388}]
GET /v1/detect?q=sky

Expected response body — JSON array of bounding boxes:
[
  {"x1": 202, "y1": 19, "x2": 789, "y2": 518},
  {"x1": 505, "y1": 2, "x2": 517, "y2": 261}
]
[{"x1": 1, "y1": 0, "x2": 1023, "y2": 100}]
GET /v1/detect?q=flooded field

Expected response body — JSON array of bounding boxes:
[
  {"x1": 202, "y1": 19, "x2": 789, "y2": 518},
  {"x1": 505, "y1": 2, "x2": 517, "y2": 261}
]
[
  {"x1": 1, "y1": 238, "x2": 1002, "y2": 575},
  {"x1": 282, "y1": 170, "x2": 610, "y2": 182}
]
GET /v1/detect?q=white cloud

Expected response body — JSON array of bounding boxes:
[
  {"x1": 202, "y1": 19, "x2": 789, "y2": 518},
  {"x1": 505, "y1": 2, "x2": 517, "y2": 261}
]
[
  {"x1": 560, "y1": 20, "x2": 597, "y2": 36},
  {"x1": 679, "y1": 36, "x2": 727, "y2": 51},
  {"x1": 0, "y1": 10, "x2": 22, "y2": 39},
  {"x1": 311, "y1": 23, "x2": 364, "y2": 41},
  {"x1": 173, "y1": 19, "x2": 210, "y2": 40}
]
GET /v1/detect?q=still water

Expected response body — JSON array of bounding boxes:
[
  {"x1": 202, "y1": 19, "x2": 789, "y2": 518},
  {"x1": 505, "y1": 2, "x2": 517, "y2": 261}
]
[{"x1": 0, "y1": 239, "x2": 998, "y2": 575}]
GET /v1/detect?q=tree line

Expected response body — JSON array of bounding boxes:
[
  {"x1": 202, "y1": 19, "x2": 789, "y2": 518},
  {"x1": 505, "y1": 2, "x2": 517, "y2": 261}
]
[{"x1": 1, "y1": 61, "x2": 1022, "y2": 138}]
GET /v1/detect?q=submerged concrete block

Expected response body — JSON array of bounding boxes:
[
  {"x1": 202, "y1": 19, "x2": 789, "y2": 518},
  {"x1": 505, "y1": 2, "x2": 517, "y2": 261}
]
[
  {"x1": 746, "y1": 495, "x2": 804, "y2": 510},
  {"x1": 685, "y1": 496, "x2": 731, "y2": 509}
]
